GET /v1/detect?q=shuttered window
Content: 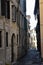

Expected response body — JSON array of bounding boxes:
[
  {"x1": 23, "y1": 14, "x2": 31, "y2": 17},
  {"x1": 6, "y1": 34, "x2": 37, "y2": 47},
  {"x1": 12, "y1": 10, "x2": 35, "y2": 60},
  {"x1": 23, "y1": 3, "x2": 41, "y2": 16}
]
[
  {"x1": 7, "y1": 1, "x2": 10, "y2": 19},
  {"x1": 1, "y1": 0, "x2": 10, "y2": 19},
  {"x1": 12, "y1": 5, "x2": 16, "y2": 22},
  {"x1": 1, "y1": 0, "x2": 6, "y2": 16}
]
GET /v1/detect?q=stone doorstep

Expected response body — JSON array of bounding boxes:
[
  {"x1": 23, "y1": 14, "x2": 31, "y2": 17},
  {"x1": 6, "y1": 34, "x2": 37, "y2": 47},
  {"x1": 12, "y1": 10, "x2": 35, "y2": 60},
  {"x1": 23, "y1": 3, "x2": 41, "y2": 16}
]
[
  {"x1": 41, "y1": 63, "x2": 43, "y2": 65},
  {"x1": 0, "y1": 61, "x2": 3, "y2": 65},
  {"x1": 41, "y1": 58, "x2": 43, "y2": 63},
  {"x1": 41, "y1": 62, "x2": 43, "y2": 64},
  {"x1": 25, "y1": 61, "x2": 33, "y2": 64},
  {"x1": 11, "y1": 60, "x2": 20, "y2": 65},
  {"x1": 11, "y1": 61, "x2": 16, "y2": 65}
]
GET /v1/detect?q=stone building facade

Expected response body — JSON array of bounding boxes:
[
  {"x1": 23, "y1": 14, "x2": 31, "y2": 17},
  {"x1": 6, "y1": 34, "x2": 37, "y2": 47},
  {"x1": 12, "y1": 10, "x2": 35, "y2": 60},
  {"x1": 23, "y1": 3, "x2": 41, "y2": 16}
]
[
  {"x1": 0, "y1": 0, "x2": 27, "y2": 65},
  {"x1": 17, "y1": 0, "x2": 27, "y2": 59}
]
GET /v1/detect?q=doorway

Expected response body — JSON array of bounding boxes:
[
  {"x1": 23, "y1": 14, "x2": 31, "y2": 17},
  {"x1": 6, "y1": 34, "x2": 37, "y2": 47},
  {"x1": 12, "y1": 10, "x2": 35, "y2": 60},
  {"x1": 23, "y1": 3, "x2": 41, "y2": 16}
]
[{"x1": 11, "y1": 33, "x2": 15, "y2": 62}]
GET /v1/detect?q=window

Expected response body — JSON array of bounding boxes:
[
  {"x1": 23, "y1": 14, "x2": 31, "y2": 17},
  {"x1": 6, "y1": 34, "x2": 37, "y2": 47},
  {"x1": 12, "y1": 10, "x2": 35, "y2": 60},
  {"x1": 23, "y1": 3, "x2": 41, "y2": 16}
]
[
  {"x1": 6, "y1": 32, "x2": 8, "y2": 47},
  {"x1": 1, "y1": 0, "x2": 6, "y2": 16},
  {"x1": 34, "y1": 36, "x2": 35, "y2": 40},
  {"x1": 6, "y1": 1, "x2": 10, "y2": 19},
  {"x1": 12, "y1": 5, "x2": 16, "y2": 22},
  {"x1": 17, "y1": 12, "x2": 20, "y2": 26},
  {"x1": 31, "y1": 37, "x2": 33, "y2": 41},
  {"x1": 1, "y1": 0, "x2": 10, "y2": 19},
  {"x1": 0, "y1": 31, "x2": 2, "y2": 47},
  {"x1": 16, "y1": 0, "x2": 19, "y2": 3},
  {"x1": 28, "y1": 34, "x2": 30, "y2": 37},
  {"x1": 17, "y1": 34, "x2": 18, "y2": 43}
]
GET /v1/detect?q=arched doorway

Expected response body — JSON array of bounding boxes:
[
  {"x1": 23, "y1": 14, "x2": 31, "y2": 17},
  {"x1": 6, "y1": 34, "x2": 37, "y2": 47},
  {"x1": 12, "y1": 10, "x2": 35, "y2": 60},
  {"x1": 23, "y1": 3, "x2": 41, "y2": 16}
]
[{"x1": 11, "y1": 33, "x2": 15, "y2": 62}]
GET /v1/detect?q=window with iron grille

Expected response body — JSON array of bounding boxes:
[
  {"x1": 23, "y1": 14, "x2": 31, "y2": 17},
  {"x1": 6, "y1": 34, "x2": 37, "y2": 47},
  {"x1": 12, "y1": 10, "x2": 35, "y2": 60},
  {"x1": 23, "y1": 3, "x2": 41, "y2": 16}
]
[
  {"x1": 1, "y1": 0, "x2": 10, "y2": 19},
  {"x1": 0, "y1": 31, "x2": 2, "y2": 47}
]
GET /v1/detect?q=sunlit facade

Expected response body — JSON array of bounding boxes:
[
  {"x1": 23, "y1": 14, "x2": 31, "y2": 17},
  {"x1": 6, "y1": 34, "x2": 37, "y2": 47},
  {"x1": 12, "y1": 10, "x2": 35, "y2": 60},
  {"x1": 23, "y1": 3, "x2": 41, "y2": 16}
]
[{"x1": 40, "y1": 0, "x2": 43, "y2": 59}]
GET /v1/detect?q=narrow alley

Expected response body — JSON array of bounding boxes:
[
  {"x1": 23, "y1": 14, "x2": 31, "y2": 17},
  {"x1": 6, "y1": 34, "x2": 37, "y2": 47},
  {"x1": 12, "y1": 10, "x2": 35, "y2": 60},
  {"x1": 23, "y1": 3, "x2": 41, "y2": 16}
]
[
  {"x1": 0, "y1": 0, "x2": 43, "y2": 65},
  {"x1": 13, "y1": 49, "x2": 43, "y2": 65}
]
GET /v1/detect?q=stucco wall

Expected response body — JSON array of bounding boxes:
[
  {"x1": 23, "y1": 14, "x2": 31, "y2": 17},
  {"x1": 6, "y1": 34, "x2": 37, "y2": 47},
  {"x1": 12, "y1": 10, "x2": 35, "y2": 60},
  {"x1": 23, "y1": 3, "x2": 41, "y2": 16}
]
[{"x1": 40, "y1": 0, "x2": 43, "y2": 58}]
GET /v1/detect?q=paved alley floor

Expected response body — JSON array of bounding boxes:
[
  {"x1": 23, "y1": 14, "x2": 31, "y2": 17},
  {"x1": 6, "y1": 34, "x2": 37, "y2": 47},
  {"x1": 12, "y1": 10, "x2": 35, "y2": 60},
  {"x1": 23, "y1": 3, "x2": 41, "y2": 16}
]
[{"x1": 13, "y1": 49, "x2": 43, "y2": 65}]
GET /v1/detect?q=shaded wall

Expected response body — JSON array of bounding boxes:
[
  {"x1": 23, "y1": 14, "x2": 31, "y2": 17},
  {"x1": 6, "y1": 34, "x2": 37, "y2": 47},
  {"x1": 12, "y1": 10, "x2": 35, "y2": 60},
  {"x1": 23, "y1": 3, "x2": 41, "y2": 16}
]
[{"x1": 34, "y1": 0, "x2": 41, "y2": 54}]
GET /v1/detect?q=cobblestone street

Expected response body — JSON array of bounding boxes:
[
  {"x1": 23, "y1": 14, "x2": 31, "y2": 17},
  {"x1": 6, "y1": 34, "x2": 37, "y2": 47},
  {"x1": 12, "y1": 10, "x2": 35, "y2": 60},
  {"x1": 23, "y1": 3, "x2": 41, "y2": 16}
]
[{"x1": 13, "y1": 49, "x2": 43, "y2": 65}]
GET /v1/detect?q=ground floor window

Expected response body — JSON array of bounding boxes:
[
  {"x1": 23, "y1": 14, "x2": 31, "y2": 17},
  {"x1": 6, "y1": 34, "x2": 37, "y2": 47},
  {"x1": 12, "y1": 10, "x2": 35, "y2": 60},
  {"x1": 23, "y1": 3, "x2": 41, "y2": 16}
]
[
  {"x1": 17, "y1": 34, "x2": 18, "y2": 44},
  {"x1": 6, "y1": 32, "x2": 8, "y2": 47},
  {"x1": 0, "y1": 31, "x2": 2, "y2": 47}
]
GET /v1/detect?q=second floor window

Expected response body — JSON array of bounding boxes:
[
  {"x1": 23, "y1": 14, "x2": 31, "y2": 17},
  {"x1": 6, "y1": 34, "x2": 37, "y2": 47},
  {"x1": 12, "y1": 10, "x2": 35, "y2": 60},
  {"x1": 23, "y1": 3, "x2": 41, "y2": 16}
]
[
  {"x1": 6, "y1": 1, "x2": 10, "y2": 19},
  {"x1": 1, "y1": 0, "x2": 6, "y2": 16},
  {"x1": 1, "y1": 0, "x2": 10, "y2": 19},
  {"x1": 12, "y1": 5, "x2": 16, "y2": 22}
]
